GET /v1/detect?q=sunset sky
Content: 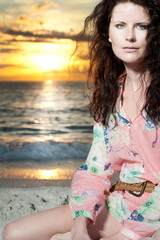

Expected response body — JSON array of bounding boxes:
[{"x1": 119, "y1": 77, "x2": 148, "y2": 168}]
[{"x1": 0, "y1": 0, "x2": 97, "y2": 81}]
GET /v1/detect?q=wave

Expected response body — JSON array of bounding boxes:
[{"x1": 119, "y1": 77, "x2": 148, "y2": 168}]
[
  {"x1": 0, "y1": 141, "x2": 91, "y2": 162},
  {"x1": 0, "y1": 107, "x2": 88, "y2": 114},
  {"x1": 65, "y1": 125, "x2": 93, "y2": 132},
  {"x1": 0, "y1": 127, "x2": 68, "y2": 135}
]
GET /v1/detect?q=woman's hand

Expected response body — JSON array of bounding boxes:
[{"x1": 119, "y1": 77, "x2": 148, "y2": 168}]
[{"x1": 71, "y1": 216, "x2": 91, "y2": 240}]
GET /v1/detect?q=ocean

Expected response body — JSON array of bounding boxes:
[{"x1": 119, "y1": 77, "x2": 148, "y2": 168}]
[{"x1": 0, "y1": 80, "x2": 93, "y2": 186}]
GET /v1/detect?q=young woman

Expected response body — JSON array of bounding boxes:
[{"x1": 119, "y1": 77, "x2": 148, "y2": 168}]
[{"x1": 2, "y1": 0, "x2": 160, "y2": 240}]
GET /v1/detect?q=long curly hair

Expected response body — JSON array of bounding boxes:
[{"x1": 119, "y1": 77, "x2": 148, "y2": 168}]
[{"x1": 78, "y1": 0, "x2": 160, "y2": 125}]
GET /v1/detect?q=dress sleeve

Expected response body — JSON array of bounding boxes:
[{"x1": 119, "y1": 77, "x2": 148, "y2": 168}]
[{"x1": 69, "y1": 121, "x2": 115, "y2": 224}]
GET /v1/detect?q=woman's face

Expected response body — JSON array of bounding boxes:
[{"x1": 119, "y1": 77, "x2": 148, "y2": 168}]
[{"x1": 108, "y1": 2, "x2": 150, "y2": 66}]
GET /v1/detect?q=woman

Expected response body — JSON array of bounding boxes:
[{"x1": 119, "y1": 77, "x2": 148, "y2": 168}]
[{"x1": 2, "y1": 0, "x2": 160, "y2": 240}]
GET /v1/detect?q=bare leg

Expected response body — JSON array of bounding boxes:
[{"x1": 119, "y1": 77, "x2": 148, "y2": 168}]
[
  {"x1": 2, "y1": 203, "x2": 128, "y2": 240},
  {"x1": 2, "y1": 205, "x2": 73, "y2": 240}
]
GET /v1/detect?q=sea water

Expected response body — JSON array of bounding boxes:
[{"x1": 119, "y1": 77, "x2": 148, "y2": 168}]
[{"x1": 0, "y1": 80, "x2": 93, "y2": 183}]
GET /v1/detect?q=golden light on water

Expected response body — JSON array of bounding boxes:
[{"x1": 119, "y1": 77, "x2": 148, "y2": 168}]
[
  {"x1": 0, "y1": 167, "x2": 75, "y2": 180},
  {"x1": 37, "y1": 169, "x2": 64, "y2": 179},
  {"x1": 45, "y1": 79, "x2": 53, "y2": 85},
  {"x1": 38, "y1": 169, "x2": 59, "y2": 179},
  {"x1": 36, "y1": 168, "x2": 75, "y2": 179}
]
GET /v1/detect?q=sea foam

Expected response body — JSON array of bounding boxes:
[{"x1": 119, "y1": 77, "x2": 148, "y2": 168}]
[{"x1": 0, "y1": 141, "x2": 91, "y2": 162}]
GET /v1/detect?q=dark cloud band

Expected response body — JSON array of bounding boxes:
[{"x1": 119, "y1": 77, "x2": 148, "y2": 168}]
[{"x1": 0, "y1": 27, "x2": 88, "y2": 42}]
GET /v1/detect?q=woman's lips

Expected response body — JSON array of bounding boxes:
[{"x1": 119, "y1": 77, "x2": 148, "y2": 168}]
[{"x1": 123, "y1": 47, "x2": 138, "y2": 53}]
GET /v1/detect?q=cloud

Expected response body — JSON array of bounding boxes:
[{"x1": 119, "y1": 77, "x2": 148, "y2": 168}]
[
  {"x1": 0, "y1": 63, "x2": 30, "y2": 69},
  {"x1": 9, "y1": 38, "x2": 54, "y2": 43},
  {"x1": 17, "y1": 15, "x2": 45, "y2": 26},
  {"x1": 34, "y1": 1, "x2": 58, "y2": 11},
  {"x1": 0, "y1": 27, "x2": 88, "y2": 42},
  {"x1": 0, "y1": 48, "x2": 19, "y2": 53},
  {"x1": 18, "y1": 15, "x2": 34, "y2": 23},
  {"x1": 0, "y1": 64, "x2": 15, "y2": 69}
]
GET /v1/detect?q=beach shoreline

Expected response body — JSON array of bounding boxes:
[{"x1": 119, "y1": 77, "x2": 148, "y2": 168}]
[{"x1": 0, "y1": 178, "x2": 72, "y2": 188}]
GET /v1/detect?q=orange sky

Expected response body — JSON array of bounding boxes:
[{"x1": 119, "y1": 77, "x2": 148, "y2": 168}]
[{"x1": 0, "y1": 0, "x2": 97, "y2": 81}]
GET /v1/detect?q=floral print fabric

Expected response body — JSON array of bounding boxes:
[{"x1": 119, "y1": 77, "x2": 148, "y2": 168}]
[{"x1": 69, "y1": 76, "x2": 160, "y2": 239}]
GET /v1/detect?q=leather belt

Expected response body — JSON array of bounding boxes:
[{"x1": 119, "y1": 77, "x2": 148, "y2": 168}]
[{"x1": 110, "y1": 180, "x2": 157, "y2": 197}]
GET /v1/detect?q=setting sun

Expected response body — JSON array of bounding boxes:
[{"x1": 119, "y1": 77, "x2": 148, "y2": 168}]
[{"x1": 33, "y1": 54, "x2": 65, "y2": 71}]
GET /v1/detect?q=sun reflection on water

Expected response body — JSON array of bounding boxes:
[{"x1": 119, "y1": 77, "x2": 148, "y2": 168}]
[
  {"x1": 38, "y1": 169, "x2": 60, "y2": 179},
  {"x1": 0, "y1": 167, "x2": 75, "y2": 180}
]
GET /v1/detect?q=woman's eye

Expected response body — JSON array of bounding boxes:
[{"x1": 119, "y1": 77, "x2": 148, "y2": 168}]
[
  {"x1": 137, "y1": 25, "x2": 148, "y2": 30},
  {"x1": 116, "y1": 24, "x2": 125, "y2": 29}
]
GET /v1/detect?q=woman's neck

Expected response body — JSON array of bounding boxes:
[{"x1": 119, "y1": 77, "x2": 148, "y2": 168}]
[
  {"x1": 122, "y1": 66, "x2": 149, "y2": 122},
  {"x1": 124, "y1": 63, "x2": 149, "y2": 93}
]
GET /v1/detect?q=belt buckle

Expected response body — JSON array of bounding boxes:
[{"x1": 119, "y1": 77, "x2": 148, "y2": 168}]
[{"x1": 129, "y1": 181, "x2": 147, "y2": 197}]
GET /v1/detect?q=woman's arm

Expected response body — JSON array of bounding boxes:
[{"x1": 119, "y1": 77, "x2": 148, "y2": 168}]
[
  {"x1": 69, "y1": 121, "x2": 114, "y2": 225},
  {"x1": 71, "y1": 216, "x2": 91, "y2": 240}
]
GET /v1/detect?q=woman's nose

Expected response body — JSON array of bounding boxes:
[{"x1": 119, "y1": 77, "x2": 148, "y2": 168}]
[{"x1": 125, "y1": 28, "x2": 136, "y2": 42}]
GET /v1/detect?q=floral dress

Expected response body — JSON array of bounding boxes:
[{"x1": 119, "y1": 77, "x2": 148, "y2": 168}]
[{"x1": 69, "y1": 76, "x2": 160, "y2": 240}]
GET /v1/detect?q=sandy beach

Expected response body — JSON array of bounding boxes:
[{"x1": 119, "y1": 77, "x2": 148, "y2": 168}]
[{"x1": 0, "y1": 184, "x2": 71, "y2": 238}]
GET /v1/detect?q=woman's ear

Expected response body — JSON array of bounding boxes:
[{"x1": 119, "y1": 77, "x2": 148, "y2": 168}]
[{"x1": 108, "y1": 36, "x2": 111, "y2": 42}]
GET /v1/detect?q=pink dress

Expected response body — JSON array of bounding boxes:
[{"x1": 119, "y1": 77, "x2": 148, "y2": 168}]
[{"x1": 69, "y1": 75, "x2": 160, "y2": 240}]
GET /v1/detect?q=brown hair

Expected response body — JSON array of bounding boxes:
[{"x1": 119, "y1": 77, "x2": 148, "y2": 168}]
[{"x1": 78, "y1": 0, "x2": 160, "y2": 125}]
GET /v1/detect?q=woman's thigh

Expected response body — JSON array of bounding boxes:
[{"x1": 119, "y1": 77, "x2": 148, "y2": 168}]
[{"x1": 2, "y1": 204, "x2": 73, "y2": 240}]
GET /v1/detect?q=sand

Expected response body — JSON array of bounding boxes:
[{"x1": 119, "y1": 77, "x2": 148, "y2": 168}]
[{"x1": 0, "y1": 185, "x2": 71, "y2": 238}]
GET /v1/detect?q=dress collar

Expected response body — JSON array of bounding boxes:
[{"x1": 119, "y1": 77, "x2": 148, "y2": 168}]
[{"x1": 116, "y1": 74, "x2": 147, "y2": 123}]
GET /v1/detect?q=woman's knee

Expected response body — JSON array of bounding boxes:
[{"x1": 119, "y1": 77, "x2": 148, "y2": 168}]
[{"x1": 2, "y1": 222, "x2": 23, "y2": 240}]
